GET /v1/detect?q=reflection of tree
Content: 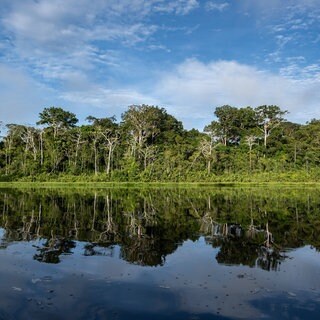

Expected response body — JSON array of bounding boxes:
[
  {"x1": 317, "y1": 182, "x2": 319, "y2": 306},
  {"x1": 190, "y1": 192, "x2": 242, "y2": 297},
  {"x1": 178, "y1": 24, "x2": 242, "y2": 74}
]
[
  {"x1": 1, "y1": 187, "x2": 320, "y2": 267},
  {"x1": 0, "y1": 188, "x2": 199, "y2": 266},
  {"x1": 119, "y1": 196, "x2": 177, "y2": 266},
  {"x1": 84, "y1": 243, "x2": 116, "y2": 257},
  {"x1": 256, "y1": 247, "x2": 285, "y2": 271},
  {"x1": 205, "y1": 221, "x2": 285, "y2": 271},
  {"x1": 34, "y1": 233, "x2": 76, "y2": 263},
  {"x1": 120, "y1": 237, "x2": 168, "y2": 266}
]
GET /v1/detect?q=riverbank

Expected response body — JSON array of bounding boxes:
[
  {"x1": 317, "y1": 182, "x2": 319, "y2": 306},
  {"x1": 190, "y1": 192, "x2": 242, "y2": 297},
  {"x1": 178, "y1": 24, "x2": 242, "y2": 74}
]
[
  {"x1": 1, "y1": 169, "x2": 320, "y2": 186},
  {"x1": 1, "y1": 180, "x2": 320, "y2": 189}
]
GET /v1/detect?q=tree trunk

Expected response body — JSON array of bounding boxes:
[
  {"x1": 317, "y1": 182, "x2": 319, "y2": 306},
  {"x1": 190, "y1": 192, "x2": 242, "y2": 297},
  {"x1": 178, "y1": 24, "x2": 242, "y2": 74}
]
[
  {"x1": 94, "y1": 144, "x2": 98, "y2": 176},
  {"x1": 106, "y1": 146, "x2": 112, "y2": 175},
  {"x1": 40, "y1": 131, "x2": 44, "y2": 166}
]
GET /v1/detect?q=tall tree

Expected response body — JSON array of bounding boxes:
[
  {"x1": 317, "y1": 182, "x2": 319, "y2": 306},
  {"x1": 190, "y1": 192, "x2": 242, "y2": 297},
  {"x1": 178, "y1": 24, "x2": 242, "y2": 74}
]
[
  {"x1": 244, "y1": 135, "x2": 257, "y2": 171},
  {"x1": 86, "y1": 116, "x2": 119, "y2": 175},
  {"x1": 121, "y1": 105, "x2": 162, "y2": 151},
  {"x1": 255, "y1": 105, "x2": 287, "y2": 148},
  {"x1": 207, "y1": 105, "x2": 250, "y2": 146},
  {"x1": 3, "y1": 124, "x2": 21, "y2": 175},
  {"x1": 215, "y1": 105, "x2": 239, "y2": 146},
  {"x1": 37, "y1": 107, "x2": 78, "y2": 138},
  {"x1": 121, "y1": 105, "x2": 170, "y2": 170},
  {"x1": 201, "y1": 125, "x2": 221, "y2": 174}
]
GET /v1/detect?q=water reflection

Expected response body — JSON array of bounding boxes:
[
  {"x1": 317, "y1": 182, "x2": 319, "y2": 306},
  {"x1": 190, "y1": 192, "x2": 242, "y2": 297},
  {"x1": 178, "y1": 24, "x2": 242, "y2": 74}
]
[
  {"x1": 0, "y1": 187, "x2": 320, "y2": 269},
  {"x1": 202, "y1": 218, "x2": 286, "y2": 271},
  {"x1": 33, "y1": 238, "x2": 76, "y2": 263}
]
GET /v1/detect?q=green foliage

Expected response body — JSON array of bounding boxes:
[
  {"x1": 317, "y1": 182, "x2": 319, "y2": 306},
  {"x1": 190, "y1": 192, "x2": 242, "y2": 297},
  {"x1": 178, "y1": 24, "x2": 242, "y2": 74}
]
[
  {"x1": 0, "y1": 104, "x2": 320, "y2": 182},
  {"x1": 37, "y1": 106, "x2": 78, "y2": 136}
]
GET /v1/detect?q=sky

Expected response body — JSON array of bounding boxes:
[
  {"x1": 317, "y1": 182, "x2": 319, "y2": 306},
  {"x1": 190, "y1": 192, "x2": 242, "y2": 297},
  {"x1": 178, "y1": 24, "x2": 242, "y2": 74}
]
[{"x1": 0, "y1": 0, "x2": 319, "y2": 130}]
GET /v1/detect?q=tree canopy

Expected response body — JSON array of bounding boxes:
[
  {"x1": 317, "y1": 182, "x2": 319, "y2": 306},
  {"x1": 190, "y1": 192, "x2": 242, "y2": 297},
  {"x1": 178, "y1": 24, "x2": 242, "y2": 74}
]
[{"x1": 1, "y1": 103, "x2": 319, "y2": 182}]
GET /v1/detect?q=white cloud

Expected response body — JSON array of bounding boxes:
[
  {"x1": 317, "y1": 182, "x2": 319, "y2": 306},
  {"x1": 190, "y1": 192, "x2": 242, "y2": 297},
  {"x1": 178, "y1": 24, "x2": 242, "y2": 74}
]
[
  {"x1": 0, "y1": 63, "x2": 158, "y2": 125},
  {"x1": 205, "y1": 2, "x2": 229, "y2": 12},
  {"x1": 1, "y1": 58, "x2": 320, "y2": 130},
  {"x1": 154, "y1": 0, "x2": 199, "y2": 15},
  {"x1": 1, "y1": 2, "x2": 159, "y2": 52},
  {"x1": 153, "y1": 59, "x2": 320, "y2": 129},
  {"x1": 1, "y1": 0, "x2": 199, "y2": 48},
  {"x1": 240, "y1": 0, "x2": 320, "y2": 16},
  {"x1": 275, "y1": 35, "x2": 293, "y2": 48},
  {"x1": 0, "y1": 0, "x2": 198, "y2": 97},
  {"x1": 280, "y1": 62, "x2": 320, "y2": 80},
  {"x1": 0, "y1": 64, "x2": 58, "y2": 125},
  {"x1": 244, "y1": 1, "x2": 320, "y2": 68},
  {"x1": 61, "y1": 87, "x2": 161, "y2": 120}
]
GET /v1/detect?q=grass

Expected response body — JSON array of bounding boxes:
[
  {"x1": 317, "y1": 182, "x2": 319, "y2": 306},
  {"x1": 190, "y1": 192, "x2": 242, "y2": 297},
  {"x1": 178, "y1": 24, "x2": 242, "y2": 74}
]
[
  {"x1": 1, "y1": 180, "x2": 320, "y2": 189},
  {"x1": 1, "y1": 168, "x2": 320, "y2": 188}
]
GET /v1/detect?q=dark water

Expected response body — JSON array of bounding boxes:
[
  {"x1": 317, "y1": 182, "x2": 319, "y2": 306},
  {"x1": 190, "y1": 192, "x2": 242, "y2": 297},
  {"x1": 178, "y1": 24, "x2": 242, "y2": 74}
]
[{"x1": 0, "y1": 187, "x2": 320, "y2": 319}]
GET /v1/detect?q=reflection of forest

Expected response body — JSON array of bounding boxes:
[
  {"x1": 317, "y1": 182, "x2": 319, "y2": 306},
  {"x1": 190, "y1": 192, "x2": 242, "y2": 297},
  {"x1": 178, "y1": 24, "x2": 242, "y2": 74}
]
[
  {"x1": 201, "y1": 217, "x2": 285, "y2": 271},
  {"x1": 0, "y1": 187, "x2": 320, "y2": 268}
]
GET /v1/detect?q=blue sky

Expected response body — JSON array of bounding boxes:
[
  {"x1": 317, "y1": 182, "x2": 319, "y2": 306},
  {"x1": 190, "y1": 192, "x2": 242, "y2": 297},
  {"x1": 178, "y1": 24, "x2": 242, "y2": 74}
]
[{"x1": 0, "y1": 0, "x2": 319, "y2": 130}]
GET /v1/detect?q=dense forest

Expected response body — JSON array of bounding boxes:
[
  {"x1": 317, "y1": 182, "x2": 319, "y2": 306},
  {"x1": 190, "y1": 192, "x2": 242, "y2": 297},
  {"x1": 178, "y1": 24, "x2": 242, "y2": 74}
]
[{"x1": 1, "y1": 104, "x2": 320, "y2": 182}]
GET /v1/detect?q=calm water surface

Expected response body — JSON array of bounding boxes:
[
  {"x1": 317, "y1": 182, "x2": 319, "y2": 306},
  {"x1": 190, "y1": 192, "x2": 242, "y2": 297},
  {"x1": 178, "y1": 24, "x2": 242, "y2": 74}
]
[{"x1": 0, "y1": 187, "x2": 320, "y2": 319}]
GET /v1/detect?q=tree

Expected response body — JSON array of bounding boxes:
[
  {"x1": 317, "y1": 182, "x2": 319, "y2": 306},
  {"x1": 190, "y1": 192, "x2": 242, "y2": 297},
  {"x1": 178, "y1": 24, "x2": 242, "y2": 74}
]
[
  {"x1": 211, "y1": 105, "x2": 240, "y2": 146},
  {"x1": 244, "y1": 135, "x2": 257, "y2": 171},
  {"x1": 200, "y1": 126, "x2": 221, "y2": 174},
  {"x1": 101, "y1": 129, "x2": 120, "y2": 175},
  {"x1": 37, "y1": 107, "x2": 78, "y2": 138},
  {"x1": 121, "y1": 105, "x2": 162, "y2": 151},
  {"x1": 86, "y1": 116, "x2": 119, "y2": 175},
  {"x1": 206, "y1": 105, "x2": 256, "y2": 146},
  {"x1": 295, "y1": 119, "x2": 320, "y2": 169},
  {"x1": 237, "y1": 107, "x2": 257, "y2": 135},
  {"x1": 255, "y1": 105, "x2": 287, "y2": 148},
  {"x1": 121, "y1": 105, "x2": 171, "y2": 171},
  {"x1": 277, "y1": 121, "x2": 302, "y2": 166},
  {"x1": 3, "y1": 124, "x2": 21, "y2": 175}
]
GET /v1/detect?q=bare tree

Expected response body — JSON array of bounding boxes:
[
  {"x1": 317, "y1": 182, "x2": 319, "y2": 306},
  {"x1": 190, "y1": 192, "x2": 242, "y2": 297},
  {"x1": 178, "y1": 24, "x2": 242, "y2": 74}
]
[
  {"x1": 199, "y1": 131, "x2": 220, "y2": 174},
  {"x1": 245, "y1": 135, "x2": 257, "y2": 171},
  {"x1": 100, "y1": 129, "x2": 120, "y2": 175}
]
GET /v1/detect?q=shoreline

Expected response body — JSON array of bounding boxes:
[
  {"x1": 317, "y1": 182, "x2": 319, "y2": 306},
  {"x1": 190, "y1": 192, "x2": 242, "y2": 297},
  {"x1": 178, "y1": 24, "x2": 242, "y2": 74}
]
[{"x1": 1, "y1": 181, "x2": 320, "y2": 188}]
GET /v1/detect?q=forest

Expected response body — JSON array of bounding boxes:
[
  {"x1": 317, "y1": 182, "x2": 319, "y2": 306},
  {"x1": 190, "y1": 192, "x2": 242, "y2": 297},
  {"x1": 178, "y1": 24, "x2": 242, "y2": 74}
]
[{"x1": 0, "y1": 104, "x2": 320, "y2": 182}]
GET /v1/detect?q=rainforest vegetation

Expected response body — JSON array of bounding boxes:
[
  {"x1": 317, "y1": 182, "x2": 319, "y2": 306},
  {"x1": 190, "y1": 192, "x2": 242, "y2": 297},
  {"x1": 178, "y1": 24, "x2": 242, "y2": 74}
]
[{"x1": 0, "y1": 104, "x2": 320, "y2": 182}]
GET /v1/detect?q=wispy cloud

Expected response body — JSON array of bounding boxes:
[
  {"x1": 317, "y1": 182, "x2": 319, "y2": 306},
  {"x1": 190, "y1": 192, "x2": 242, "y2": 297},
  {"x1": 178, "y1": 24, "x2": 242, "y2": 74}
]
[
  {"x1": 280, "y1": 61, "x2": 320, "y2": 80},
  {"x1": 1, "y1": 3, "x2": 160, "y2": 52},
  {"x1": 0, "y1": 0, "x2": 198, "y2": 98},
  {"x1": 153, "y1": 0, "x2": 199, "y2": 15},
  {"x1": 239, "y1": 1, "x2": 320, "y2": 64},
  {"x1": 1, "y1": 0, "x2": 199, "y2": 48},
  {"x1": 275, "y1": 35, "x2": 293, "y2": 49},
  {"x1": 205, "y1": 1, "x2": 229, "y2": 12}
]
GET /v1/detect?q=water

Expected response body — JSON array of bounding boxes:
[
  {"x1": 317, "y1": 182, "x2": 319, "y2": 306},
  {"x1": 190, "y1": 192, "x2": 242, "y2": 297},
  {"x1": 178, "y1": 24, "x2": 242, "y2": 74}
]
[{"x1": 0, "y1": 187, "x2": 320, "y2": 319}]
